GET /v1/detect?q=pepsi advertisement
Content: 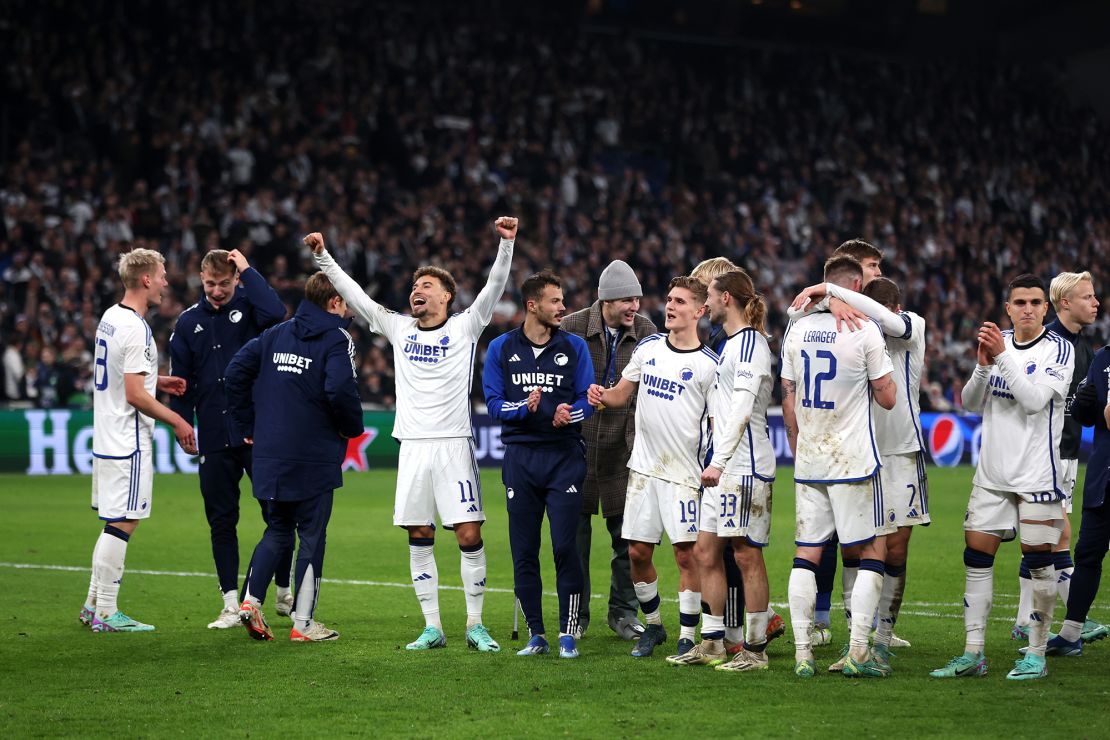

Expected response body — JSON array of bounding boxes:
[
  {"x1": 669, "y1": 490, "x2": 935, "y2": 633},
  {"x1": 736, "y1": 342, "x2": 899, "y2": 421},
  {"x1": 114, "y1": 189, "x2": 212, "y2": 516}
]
[{"x1": 470, "y1": 411, "x2": 1095, "y2": 467}]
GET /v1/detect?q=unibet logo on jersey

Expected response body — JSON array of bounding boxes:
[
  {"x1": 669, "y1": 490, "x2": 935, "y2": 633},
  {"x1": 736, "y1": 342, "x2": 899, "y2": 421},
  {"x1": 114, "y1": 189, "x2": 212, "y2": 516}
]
[
  {"x1": 623, "y1": 334, "x2": 718, "y2": 488},
  {"x1": 402, "y1": 336, "x2": 449, "y2": 364}
]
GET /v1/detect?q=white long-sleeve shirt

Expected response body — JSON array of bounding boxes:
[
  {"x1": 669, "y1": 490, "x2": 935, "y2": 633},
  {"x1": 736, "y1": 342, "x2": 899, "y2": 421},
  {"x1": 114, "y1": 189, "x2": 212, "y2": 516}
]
[
  {"x1": 962, "y1": 329, "x2": 1073, "y2": 494},
  {"x1": 708, "y1": 327, "x2": 775, "y2": 481},
  {"x1": 825, "y1": 284, "x2": 926, "y2": 456},
  {"x1": 313, "y1": 237, "x2": 513, "y2": 440}
]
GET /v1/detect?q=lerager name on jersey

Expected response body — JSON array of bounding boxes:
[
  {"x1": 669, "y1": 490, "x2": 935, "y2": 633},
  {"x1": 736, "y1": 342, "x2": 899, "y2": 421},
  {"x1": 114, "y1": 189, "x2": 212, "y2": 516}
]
[{"x1": 803, "y1": 330, "x2": 838, "y2": 344}]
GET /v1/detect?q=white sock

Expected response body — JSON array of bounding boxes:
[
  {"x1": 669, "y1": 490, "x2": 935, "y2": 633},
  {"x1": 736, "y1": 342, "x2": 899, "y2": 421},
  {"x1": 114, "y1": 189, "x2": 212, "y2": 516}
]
[
  {"x1": 788, "y1": 567, "x2": 817, "y2": 657},
  {"x1": 725, "y1": 625, "x2": 743, "y2": 643},
  {"x1": 842, "y1": 562, "x2": 859, "y2": 631},
  {"x1": 1015, "y1": 574, "x2": 1033, "y2": 628},
  {"x1": 963, "y1": 566, "x2": 993, "y2": 654},
  {"x1": 702, "y1": 613, "x2": 725, "y2": 639},
  {"x1": 222, "y1": 589, "x2": 238, "y2": 611},
  {"x1": 678, "y1": 590, "x2": 701, "y2": 641},
  {"x1": 410, "y1": 543, "x2": 442, "y2": 630},
  {"x1": 85, "y1": 536, "x2": 101, "y2": 609},
  {"x1": 276, "y1": 585, "x2": 292, "y2": 601},
  {"x1": 294, "y1": 563, "x2": 317, "y2": 632},
  {"x1": 94, "y1": 530, "x2": 129, "y2": 618},
  {"x1": 1027, "y1": 565, "x2": 1056, "y2": 657},
  {"x1": 634, "y1": 580, "x2": 662, "y2": 625},
  {"x1": 1059, "y1": 619, "x2": 1083, "y2": 643},
  {"x1": 849, "y1": 569, "x2": 883, "y2": 655},
  {"x1": 460, "y1": 544, "x2": 486, "y2": 629},
  {"x1": 745, "y1": 610, "x2": 770, "y2": 651},
  {"x1": 875, "y1": 567, "x2": 906, "y2": 647},
  {"x1": 1056, "y1": 565, "x2": 1073, "y2": 604}
]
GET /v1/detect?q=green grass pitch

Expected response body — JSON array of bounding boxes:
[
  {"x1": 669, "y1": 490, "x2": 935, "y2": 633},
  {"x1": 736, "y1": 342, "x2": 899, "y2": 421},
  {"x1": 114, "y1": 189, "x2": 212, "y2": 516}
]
[{"x1": 1, "y1": 466, "x2": 1107, "y2": 738}]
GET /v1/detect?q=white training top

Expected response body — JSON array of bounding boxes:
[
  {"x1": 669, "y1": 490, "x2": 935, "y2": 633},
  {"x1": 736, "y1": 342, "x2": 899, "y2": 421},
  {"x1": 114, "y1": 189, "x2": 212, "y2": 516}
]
[
  {"x1": 93, "y1": 303, "x2": 158, "y2": 457},
  {"x1": 781, "y1": 312, "x2": 893, "y2": 483},
  {"x1": 313, "y1": 238, "x2": 513, "y2": 441},
  {"x1": 709, "y1": 327, "x2": 776, "y2": 481},
  {"x1": 824, "y1": 284, "x2": 926, "y2": 456},
  {"x1": 623, "y1": 334, "x2": 718, "y2": 489},
  {"x1": 962, "y1": 329, "x2": 1074, "y2": 494}
]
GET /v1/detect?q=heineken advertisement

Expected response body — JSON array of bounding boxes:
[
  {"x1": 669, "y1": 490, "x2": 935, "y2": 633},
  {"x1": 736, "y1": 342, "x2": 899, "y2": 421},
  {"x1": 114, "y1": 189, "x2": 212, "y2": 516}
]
[
  {"x1": 5, "y1": 409, "x2": 401, "y2": 475},
  {"x1": 3, "y1": 409, "x2": 1091, "y2": 475}
]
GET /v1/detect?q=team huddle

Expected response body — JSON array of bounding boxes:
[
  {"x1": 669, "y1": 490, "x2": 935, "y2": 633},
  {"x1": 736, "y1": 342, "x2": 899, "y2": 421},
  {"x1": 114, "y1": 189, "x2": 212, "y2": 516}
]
[{"x1": 78, "y1": 218, "x2": 1109, "y2": 681}]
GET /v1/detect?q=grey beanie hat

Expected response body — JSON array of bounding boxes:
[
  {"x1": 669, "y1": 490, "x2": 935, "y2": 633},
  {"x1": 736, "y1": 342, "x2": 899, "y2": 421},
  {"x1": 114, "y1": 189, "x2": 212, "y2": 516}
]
[{"x1": 597, "y1": 260, "x2": 643, "y2": 300}]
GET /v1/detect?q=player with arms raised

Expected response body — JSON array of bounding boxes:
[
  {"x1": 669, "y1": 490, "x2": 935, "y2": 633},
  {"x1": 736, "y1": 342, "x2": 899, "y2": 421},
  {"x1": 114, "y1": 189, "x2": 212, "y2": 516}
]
[
  {"x1": 306, "y1": 218, "x2": 516, "y2": 652},
  {"x1": 589, "y1": 276, "x2": 719, "y2": 659},
  {"x1": 80, "y1": 248, "x2": 197, "y2": 632},
  {"x1": 781, "y1": 255, "x2": 897, "y2": 678}
]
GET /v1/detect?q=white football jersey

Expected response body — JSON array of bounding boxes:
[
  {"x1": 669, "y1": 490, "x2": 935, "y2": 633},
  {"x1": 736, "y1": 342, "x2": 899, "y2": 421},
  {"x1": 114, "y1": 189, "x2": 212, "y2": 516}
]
[
  {"x1": 875, "y1": 312, "x2": 926, "y2": 455},
  {"x1": 314, "y1": 240, "x2": 513, "y2": 440},
  {"x1": 710, "y1": 328, "x2": 776, "y2": 481},
  {"x1": 92, "y1": 303, "x2": 158, "y2": 457},
  {"x1": 820, "y1": 284, "x2": 926, "y2": 456},
  {"x1": 623, "y1": 334, "x2": 718, "y2": 488},
  {"x1": 966, "y1": 329, "x2": 1073, "y2": 494},
  {"x1": 781, "y1": 312, "x2": 893, "y2": 483}
]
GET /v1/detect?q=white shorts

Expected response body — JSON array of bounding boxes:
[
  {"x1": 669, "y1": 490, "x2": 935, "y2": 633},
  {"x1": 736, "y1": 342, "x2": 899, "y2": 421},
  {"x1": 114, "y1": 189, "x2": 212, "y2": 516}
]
[
  {"x1": 963, "y1": 484, "x2": 1066, "y2": 540},
  {"x1": 701, "y1": 474, "x2": 772, "y2": 546},
  {"x1": 91, "y1": 452, "x2": 153, "y2": 521},
  {"x1": 394, "y1": 438, "x2": 485, "y2": 528},
  {"x1": 880, "y1": 451, "x2": 931, "y2": 527},
  {"x1": 795, "y1": 475, "x2": 896, "y2": 547},
  {"x1": 622, "y1": 470, "x2": 699, "y2": 545},
  {"x1": 1061, "y1": 458, "x2": 1078, "y2": 515}
]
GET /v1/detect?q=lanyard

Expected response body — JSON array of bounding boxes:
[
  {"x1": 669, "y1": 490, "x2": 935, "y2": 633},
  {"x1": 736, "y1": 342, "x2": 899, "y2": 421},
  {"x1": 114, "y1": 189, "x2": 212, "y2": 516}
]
[{"x1": 603, "y1": 326, "x2": 620, "y2": 386}]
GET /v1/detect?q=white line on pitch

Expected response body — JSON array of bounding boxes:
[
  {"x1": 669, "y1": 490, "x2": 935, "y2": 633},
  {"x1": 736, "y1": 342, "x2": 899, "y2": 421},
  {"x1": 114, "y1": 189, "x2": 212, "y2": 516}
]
[{"x1": 3, "y1": 562, "x2": 1105, "y2": 621}]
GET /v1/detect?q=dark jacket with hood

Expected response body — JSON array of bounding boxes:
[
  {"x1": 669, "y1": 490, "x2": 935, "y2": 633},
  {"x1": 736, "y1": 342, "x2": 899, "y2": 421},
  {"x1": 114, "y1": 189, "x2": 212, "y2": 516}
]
[{"x1": 225, "y1": 299, "x2": 363, "y2": 501}]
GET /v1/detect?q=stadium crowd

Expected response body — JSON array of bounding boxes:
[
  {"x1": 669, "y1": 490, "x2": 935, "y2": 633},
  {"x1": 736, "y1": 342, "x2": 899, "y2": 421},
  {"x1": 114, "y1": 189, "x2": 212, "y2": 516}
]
[{"x1": 2, "y1": 0, "x2": 1108, "y2": 411}]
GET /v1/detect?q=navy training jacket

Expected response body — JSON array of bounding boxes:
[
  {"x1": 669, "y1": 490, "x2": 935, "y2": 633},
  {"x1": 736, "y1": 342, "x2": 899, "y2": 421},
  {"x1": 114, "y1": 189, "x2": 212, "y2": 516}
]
[
  {"x1": 483, "y1": 326, "x2": 595, "y2": 447},
  {"x1": 225, "y1": 299, "x2": 363, "y2": 501},
  {"x1": 169, "y1": 268, "x2": 287, "y2": 454},
  {"x1": 1072, "y1": 346, "x2": 1110, "y2": 508}
]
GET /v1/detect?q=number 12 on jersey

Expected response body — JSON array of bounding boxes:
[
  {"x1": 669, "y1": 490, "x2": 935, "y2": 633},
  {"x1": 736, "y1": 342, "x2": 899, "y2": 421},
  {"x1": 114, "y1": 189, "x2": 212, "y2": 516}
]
[{"x1": 800, "y1": 349, "x2": 836, "y2": 410}]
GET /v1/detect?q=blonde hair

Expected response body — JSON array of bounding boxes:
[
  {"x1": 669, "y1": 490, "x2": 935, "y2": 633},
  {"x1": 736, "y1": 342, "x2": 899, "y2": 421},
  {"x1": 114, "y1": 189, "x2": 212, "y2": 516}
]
[
  {"x1": 690, "y1": 257, "x2": 739, "y2": 286},
  {"x1": 118, "y1": 248, "x2": 166, "y2": 289},
  {"x1": 1049, "y1": 271, "x2": 1094, "y2": 312}
]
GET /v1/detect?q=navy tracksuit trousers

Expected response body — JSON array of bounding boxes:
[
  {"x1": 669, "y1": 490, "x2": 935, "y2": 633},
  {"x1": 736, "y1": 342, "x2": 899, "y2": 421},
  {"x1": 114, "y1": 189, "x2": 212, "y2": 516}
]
[
  {"x1": 1066, "y1": 496, "x2": 1110, "y2": 624},
  {"x1": 504, "y1": 443, "x2": 586, "y2": 637},
  {"x1": 244, "y1": 491, "x2": 334, "y2": 623},
  {"x1": 199, "y1": 447, "x2": 292, "y2": 593}
]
